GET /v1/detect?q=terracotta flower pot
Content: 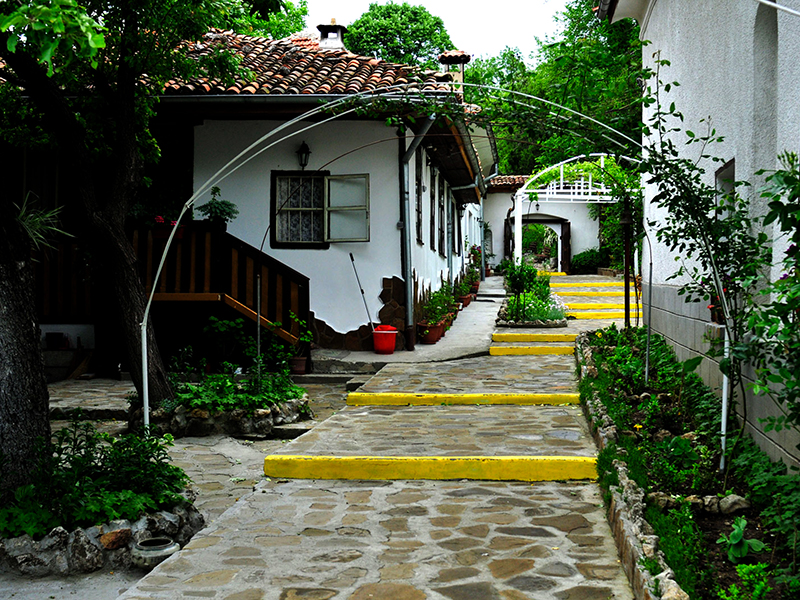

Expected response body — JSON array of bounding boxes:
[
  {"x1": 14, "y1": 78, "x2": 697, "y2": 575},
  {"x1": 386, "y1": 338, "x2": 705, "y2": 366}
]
[{"x1": 417, "y1": 322, "x2": 443, "y2": 344}]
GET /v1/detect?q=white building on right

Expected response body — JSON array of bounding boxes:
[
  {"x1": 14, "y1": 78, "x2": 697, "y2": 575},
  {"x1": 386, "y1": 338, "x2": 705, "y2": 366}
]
[{"x1": 601, "y1": 0, "x2": 800, "y2": 466}]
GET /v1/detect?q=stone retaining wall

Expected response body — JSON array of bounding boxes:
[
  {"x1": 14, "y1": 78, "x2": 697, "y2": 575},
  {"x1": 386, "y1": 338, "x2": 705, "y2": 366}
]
[
  {"x1": 575, "y1": 332, "x2": 689, "y2": 600},
  {"x1": 0, "y1": 497, "x2": 204, "y2": 577},
  {"x1": 129, "y1": 395, "x2": 309, "y2": 438}
]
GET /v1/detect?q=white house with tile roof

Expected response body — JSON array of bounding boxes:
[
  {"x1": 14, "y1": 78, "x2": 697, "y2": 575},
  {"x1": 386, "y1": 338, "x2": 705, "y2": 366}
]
[{"x1": 160, "y1": 25, "x2": 496, "y2": 352}]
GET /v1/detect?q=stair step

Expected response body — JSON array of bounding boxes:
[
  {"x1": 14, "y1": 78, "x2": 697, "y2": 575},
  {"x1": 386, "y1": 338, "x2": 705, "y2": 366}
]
[
  {"x1": 565, "y1": 303, "x2": 641, "y2": 310},
  {"x1": 550, "y1": 282, "x2": 625, "y2": 288},
  {"x1": 263, "y1": 455, "x2": 596, "y2": 482},
  {"x1": 567, "y1": 311, "x2": 640, "y2": 319},
  {"x1": 346, "y1": 375, "x2": 373, "y2": 391},
  {"x1": 557, "y1": 291, "x2": 638, "y2": 297},
  {"x1": 492, "y1": 333, "x2": 577, "y2": 342},
  {"x1": 489, "y1": 346, "x2": 574, "y2": 356},
  {"x1": 347, "y1": 392, "x2": 579, "y2": 406},
  {"x1": 292, "y1": 373, "x2": 354, "y2": 385}
]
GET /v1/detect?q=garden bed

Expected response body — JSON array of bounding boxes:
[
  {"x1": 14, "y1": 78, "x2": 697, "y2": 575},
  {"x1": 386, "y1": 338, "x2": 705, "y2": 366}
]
[
  {"x1": 0, "y1": 494, "x2": 204, "y2": 576},
  {"x1": 576, "y1": 326, "x2": 800, "y2": 600},
  {"x1": 128, "y1": 395, "x2": 310, "y2": 438},
  {"x1": 496, "y1": 299, "x2": 567, "y2": 328}
]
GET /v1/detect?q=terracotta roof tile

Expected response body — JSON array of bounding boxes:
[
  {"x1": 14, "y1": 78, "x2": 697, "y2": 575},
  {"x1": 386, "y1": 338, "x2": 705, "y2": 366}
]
[
  {"x1": 164, "y1": 29, "x2": 453, "y2": 97},
  {"x1": 487, "y1": 175, "x2": 529, "y2": 190}
]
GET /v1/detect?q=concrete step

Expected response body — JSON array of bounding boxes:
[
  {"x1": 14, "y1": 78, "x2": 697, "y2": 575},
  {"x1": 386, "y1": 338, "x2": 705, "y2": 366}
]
[
  {"x1": 567, "y1": 310, "x2": 641, "y2": 319},
  {"x1": 345, "y1": 374, "x2": 373, "y2": 391},
  {"x1": 263, "y1": 404, "x2": 596, "y2": 482},
  {"x1": 557, "y1": 291, "x2": 638, "y2": 297},
  {"x1": 550, "y1": 282, "x2": 625, "y2": 288},
  {"x1": 292, "y1": 373, "x2": 355, "y2": 385},
  {"x1": 489, "y1": 345, "x2": 574, "y2": 356},
  {"x1": 493, "y1": 333, "x2": 577, "y2": 342},
  {"x1": 565, "y1": 303, "x2": 640, "y2": 309},
  {"x1": 347, "y1": 391, "x2": 579, "y2": 406}
]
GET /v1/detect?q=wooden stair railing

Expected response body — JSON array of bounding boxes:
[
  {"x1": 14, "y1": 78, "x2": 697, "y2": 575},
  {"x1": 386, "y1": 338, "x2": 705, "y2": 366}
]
[{"x1": 131, "y1": 223, "x2": 310, "y2": 346}]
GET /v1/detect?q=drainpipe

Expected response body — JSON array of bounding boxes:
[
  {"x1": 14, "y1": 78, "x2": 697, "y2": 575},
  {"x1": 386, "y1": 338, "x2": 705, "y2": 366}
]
[{"x1": 399, "y1": 114, "x2": 436, "y2": 350}]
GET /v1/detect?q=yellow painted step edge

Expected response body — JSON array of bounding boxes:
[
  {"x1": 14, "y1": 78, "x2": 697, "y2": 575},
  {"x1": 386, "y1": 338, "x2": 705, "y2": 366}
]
[
  {"x1": 567, "y1": 311, "x2": 640, "y2": 319},
  {"x1": 493, "y1": 333, "x2": 577, "y2": 342},
  {"x1": 551, "y1": 282, "x2": 625, "y2": 288},
  {"x1": 264, "y1": 455, "x2": 597, "y2": 482},
  {"x1": 557, "y1": 291, "x2": 638, "y2": 297},
  {"x1": 538, "y1": 271, "x2": 567, "y2": 276},
  {"x1": 490, "y1": 346, "x2": 574, "y2": 356},
  {"x1": 566, "y1": 303, "x2": 642, "y2": 310},
  {"x1": 347, "y1": 392, "x2": 580, "y2": 406}
]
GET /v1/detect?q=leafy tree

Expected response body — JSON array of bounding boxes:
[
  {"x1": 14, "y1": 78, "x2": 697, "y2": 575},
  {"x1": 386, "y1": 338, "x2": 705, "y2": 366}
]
[
  {"x1": 345, "y1": 2, "x2": 455, "y2": 70},
  {"x1": 222, "y1": 0, "x2": 307, "y2": 39},
  {"x1": 465, "y1": 0, "x2": 644, "y2": 175},
  {"x1": 0, "y1": 0, "x2": 280, "y2": 488}
]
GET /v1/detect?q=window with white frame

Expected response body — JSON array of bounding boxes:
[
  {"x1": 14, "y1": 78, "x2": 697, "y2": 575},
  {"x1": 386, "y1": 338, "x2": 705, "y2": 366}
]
[
  {"x1": 415, "y1": 148, "x2": 423, "y2": 244},
  {"x1": 438, "y1": 175, "x2": 446, "y2": 256},
  {"x1": 429, "y1": 166, "x2": 437, "y2": 252},
  {"x1": 271, "y1": 171, "x2": 369, "y2": 248}
]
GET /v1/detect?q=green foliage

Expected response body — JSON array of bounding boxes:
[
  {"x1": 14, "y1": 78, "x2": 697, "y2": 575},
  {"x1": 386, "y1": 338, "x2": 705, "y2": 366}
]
[
  {"x1": 748, "y1": 152, "x2": 800, "y2": 447},
  {"x1": 717, "y1": 517, "x2": 768, "y2": 564},
  {"x1": 203, "y1": 317, "x2": 257, "y2": 370},
  {"x1": 196, "y1": 186, "x2": 239, "y2": 225},
  {"x1": 522, "y1": 223, "x2": 557, "y2": 255},
  {"x1": 14, "y1": 192, "x2": 71, "y2": 250},
  {"x1": 220, "y1": 0, "x2": 308, "y2": 39},
  {"x1": 173, "y1": 369, "x2": 304, "y2": 413},
  {"x1": 505, "y1": 292, "x2": 566, "y2": 322},
  {"x1": 422, "y1": 286, "x2": 453, "y2": 324},
  {"x1": 0, "y1": 0, "x2": 106, "y2": 75},
  {"x1": 646, "y1": 502, "x2": 710, "y2": 598},
  {"x1": 344, "y1": 2, "x2": 454, "y2": 70},
  {"x1": 464, "y1": 0, "x2": 645, "y2": 174},
  {"x1": 571, "y1": 247, "x2": 609, "y2": 274},
  {"x1": 718, "y1": 563, "x2": 772, "y2": 600},
  {"x1": 0, "y1": 418, "x2": 189, "y2": 539}
]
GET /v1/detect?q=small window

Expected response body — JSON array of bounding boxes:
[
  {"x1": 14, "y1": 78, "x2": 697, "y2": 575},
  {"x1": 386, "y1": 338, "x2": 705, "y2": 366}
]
[
  {"x1": 429, "y1": 166, "x2": 437, "y2": 253},
  {"x1": 325, "y1": 175, "x2": 370, "y2": 242},
  {"x1": 415, "y1": 148, "x2": 423, "y2": 244},
  {"x1": 271, "y1": 171, "x2": 369, "y2": 248},
  {"x1": 438, "y1": 176, "x2": 446, "y2": 257}
]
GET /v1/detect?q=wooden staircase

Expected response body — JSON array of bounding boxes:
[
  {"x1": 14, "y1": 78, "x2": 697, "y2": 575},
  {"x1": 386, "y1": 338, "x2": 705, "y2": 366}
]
[{"x1": 35, "y1": 223, "x2": 310, "y2": 348}]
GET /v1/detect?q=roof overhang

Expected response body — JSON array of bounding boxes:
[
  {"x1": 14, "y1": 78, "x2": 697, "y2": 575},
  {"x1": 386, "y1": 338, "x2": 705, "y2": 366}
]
[{"x1": 597, "y1": 0, "x2": 651, "y2": 27}]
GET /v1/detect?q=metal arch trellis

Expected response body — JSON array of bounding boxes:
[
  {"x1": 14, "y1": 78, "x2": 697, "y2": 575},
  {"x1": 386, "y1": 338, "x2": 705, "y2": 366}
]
[{"x1": 511, "y1": 153, "x2": 641, "y2": 266}]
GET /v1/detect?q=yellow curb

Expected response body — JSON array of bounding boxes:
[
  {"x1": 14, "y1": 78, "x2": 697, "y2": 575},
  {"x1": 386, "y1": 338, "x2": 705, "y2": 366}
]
[
  {"x1": 558, "y1": 291, "x2": 637, "y2": 297},
  {"x1": 567, "y1": 311, "x2": 640, "y2": 319},
  {"x1": 490, "y1": 346, "x2": 574, "y2": 356},
  {"x1": 565, "y1": 303, "x2": 641, "y2": 310},
  {"x1": 347, "y1": 392, "x2": 580, "y2": 406},
  {"x1": 550, "y1": 282, "x2": 625, "y2": 288},
  {"x1": 492, "y1": 333, "x2": 577, "y2": 342},
  {"x1": 538, "y1": 271, "x2": 567, "y2": 276},
  {"x1": 264, "y1": 455, "x2": 597, "y2": 482}
]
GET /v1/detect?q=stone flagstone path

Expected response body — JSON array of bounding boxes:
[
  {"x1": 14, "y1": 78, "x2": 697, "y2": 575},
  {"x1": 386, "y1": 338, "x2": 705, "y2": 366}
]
[{"x1": 117, "y1": 275, "x2": 634, "y2": 599}]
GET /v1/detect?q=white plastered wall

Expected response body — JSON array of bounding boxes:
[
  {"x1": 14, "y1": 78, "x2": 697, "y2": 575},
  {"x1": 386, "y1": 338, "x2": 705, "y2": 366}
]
[
  {"x1": 636, "y1": 0, "x2": 800, "y2": 465},
  {"x1": 193, "y1": 119, "x2": 402, "y2": 334},
  {"x1": 484, "y1": 191, "x2": 600, "y2": 269}
]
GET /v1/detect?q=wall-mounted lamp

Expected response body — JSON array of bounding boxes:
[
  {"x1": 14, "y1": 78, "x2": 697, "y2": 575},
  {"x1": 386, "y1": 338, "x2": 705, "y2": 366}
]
[
  {"x1": 535, "y1": 202, "x2": 540, "y2": 211},
  {"x1": 296, "y1": 141, "x2": 311, "y2": 170}
]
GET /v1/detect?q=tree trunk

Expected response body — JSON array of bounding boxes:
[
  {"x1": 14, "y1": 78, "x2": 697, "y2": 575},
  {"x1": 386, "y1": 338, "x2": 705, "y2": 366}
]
[
  {"x1": 0, "y1": 205, "x2": 50, "y2": 492},
  {"x1": 87, "y1": 213, "x2": 174, "y2": 408}
]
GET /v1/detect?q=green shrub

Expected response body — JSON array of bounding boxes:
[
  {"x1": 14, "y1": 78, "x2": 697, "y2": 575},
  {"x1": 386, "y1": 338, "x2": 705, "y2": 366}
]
[
  {"x1": 0, "y1": 418, "x2": 189, "y2": 539},
  {"x1": 570, "y1": 247, "x2": 609, "y2": 274}
]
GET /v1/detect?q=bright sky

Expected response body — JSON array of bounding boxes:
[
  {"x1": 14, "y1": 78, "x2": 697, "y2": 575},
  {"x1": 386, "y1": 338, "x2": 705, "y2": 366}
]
[{"x1": 304, "y1": 0, "x2": 569, "y2": 62}]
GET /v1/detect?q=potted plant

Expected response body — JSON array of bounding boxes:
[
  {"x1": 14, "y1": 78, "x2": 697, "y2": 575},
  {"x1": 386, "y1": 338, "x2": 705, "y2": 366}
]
[
  {"x1": 465, "y1": 266, "x2": 480, "y2": 294},
  {"x1": 455, "y1": 280, "x2": 471, "y2": 308},
  {"x1": 152, "y1": 215, "x2": 184, "y2": 240},
  {"x1": 288, "y1": 312, "x2": 313, "y2": 375},
  {"x1": 417, "y1": 288, "x2": 449, "y2": 344},
  {"x1": 196, "y1": 186, "x2": 239, "y2": 230}
]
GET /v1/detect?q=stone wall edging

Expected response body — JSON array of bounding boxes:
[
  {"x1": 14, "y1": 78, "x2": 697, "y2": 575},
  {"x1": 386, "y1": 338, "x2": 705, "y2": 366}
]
[
  {"x1": 575, "y1": 332, "x2": 690, "y2": 600},
  {"x1": 129, "y1": 395, "x2": 309, "y2": 438},
  {"x1": 0, "y1": 494, "x2": 205, "y2": 577}
]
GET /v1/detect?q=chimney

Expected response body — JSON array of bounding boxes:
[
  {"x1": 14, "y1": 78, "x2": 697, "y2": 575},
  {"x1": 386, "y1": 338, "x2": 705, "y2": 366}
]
[
  {"x1": 317, "y1": 19, "x2": 348, "y2": 50},
  {"x1": 438, "y1": 50, "x2": 471, "y2": 84}
]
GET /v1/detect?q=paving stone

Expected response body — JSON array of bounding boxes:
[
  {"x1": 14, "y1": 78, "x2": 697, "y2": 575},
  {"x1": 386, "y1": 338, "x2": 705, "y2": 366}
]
[
  {"x1": 279, "y1": 589, "x2": 337, "y2": 600},
  {"x1": 507, "y1": 575, "x2": 557, "y2": 592},
  {"x1": 488, "y1": 558, "x2": 536, "y2": 579},
  {"x1": 435, "y1": 582, "x2": 501, "y2": 600},
  {"x1": 538, "y1": 561, "x2": 578, "y2": 577},
  {"x1": 433, "y1": 567, "x2": 481, "y2": 583},
  {"x1": 183, "y1": 569, "x2": 239, "y2": 586},
  {"x1": 224, "y1": 590, "x2": 264, "y2": 600},
  {"x1": 350, "y1": 583, "x2": 425, "y2": 600},
  {"x1": 554, "y1": 585, "x2": 614, "y2": 600}
]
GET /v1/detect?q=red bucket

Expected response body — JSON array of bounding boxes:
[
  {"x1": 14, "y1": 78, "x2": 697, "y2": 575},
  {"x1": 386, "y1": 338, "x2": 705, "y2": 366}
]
[{"x1": 373, "y1": 325, "x2": 398, "y2": 354}]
